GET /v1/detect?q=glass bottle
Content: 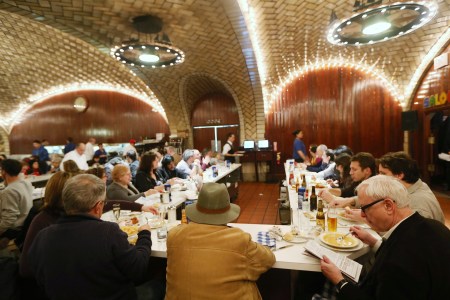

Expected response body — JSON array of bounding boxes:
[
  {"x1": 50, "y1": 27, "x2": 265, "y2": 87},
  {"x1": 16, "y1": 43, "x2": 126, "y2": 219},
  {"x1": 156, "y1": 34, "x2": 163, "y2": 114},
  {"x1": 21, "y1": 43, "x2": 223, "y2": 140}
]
[
  {"x1": 301, "y1": 174, "x2": 307, "y2": 188},
  {"x1": 316, "y1": 199, "x2": 325, "y2": 231},
  {"x1": 289, "y1": 171, "x2": 295, "y2": 187},
  {"x1": 181, "y1": 209, "x2": 188, "y2": 224},
  {"x1": 310, "y1": 186, "x2": 317, "y2": 211}
]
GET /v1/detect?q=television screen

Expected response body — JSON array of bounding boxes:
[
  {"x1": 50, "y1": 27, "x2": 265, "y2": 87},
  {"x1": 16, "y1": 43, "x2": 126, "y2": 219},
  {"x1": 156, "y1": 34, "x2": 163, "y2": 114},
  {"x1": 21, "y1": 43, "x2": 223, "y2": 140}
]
[
  {"x1": 243, "y1": 140, "x2": 255, "y2": 150},
  {"x1": 258, "y1": 140, "x2": 269, "y2": 149}
]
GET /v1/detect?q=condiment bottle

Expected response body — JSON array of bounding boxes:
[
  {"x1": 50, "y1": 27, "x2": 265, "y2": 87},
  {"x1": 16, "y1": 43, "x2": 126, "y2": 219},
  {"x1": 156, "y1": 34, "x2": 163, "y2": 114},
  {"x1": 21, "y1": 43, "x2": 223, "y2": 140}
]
[{"x1": 316, "y1": 199, "x2": 325, "y2": 231}]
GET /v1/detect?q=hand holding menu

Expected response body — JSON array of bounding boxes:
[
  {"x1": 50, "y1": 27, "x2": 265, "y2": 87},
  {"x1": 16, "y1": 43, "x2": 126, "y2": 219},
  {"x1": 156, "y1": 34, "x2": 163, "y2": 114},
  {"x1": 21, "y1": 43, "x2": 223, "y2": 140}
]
[{"x1": 304, "y1": 240, "x2": 362, "y2": 283}]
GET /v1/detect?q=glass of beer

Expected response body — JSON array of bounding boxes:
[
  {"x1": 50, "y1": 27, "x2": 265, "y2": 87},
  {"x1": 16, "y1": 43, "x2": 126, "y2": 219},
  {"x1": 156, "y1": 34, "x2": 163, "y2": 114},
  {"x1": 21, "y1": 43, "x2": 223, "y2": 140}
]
[{"x1": 327, "y1": 206, "x2": 337, "y2": 232}]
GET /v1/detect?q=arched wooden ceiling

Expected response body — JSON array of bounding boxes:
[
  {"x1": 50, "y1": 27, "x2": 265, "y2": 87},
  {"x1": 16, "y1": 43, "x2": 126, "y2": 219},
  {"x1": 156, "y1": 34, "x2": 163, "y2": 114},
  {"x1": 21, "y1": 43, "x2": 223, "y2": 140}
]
[{"x1": 0, "y1": 0, "x2": 449, "y2": 138}]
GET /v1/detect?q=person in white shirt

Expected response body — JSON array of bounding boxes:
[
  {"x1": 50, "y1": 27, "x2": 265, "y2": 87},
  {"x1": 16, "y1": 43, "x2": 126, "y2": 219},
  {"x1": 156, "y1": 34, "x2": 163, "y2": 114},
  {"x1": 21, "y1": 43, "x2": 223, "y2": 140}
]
[
  {"x1": 176, "y1": 149, "x2": 195, "y2": 179},
  {"x1": 222, "y1": 133, "x2": 238, "y2": 163},
  {"x1": 123, "y1": 139, "x2": 138, "y2": 159},
  {"x1": 60, "y1": 143, "x2": 89, "y2": 171},
  {"x1": 84, "y1": 137, "x2": 96, "y2": 162},
  {"x1": 192, "y1": 149, "x2": 203, "y2": 176}
]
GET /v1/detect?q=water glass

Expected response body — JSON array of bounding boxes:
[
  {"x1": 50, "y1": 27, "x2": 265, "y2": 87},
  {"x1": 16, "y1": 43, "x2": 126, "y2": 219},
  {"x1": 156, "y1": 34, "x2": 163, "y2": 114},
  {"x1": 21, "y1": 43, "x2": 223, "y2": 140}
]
[
  {"x1": 112, "y1": 204, "x2": 121, "y2": 221},
  {"x1": 157, "y1": 224, "x2": 168, "y2": 241}
]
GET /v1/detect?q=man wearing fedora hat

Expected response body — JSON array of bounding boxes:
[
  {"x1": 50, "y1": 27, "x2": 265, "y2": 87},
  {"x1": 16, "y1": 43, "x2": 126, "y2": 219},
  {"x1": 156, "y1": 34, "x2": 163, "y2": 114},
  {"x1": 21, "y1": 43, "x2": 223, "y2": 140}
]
[{"x1": 165, "y1": 182, "x2": 275, "y2": 299}]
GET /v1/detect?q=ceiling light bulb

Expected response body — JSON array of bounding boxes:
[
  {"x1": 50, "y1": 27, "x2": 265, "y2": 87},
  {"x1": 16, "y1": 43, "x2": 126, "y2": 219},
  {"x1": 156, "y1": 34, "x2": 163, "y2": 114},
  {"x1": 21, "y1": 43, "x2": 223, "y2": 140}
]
[
  {"x1": 139, "y1": 54, "x2": 159, "y2": 62},
  {"x1": 362, "y1": 18, "x2": 391, "y2": 35}
]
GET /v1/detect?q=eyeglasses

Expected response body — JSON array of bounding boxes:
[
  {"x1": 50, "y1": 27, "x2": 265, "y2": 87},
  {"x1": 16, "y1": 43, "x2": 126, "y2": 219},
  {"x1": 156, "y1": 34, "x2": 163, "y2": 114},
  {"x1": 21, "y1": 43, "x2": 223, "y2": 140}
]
[
  {"x1": 360, "y1": 198, "x2": 385, "y2": 213},
  {"x1": 91, "y1": 199, "x2": 107, "y2": 209}
]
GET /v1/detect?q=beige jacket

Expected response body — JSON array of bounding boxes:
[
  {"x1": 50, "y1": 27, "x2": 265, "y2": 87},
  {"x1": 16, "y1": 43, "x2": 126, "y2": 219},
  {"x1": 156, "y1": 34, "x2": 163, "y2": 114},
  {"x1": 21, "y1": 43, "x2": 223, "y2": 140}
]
[{"x1": 165, "y1": 223, "x2": 275, "y2": 300}]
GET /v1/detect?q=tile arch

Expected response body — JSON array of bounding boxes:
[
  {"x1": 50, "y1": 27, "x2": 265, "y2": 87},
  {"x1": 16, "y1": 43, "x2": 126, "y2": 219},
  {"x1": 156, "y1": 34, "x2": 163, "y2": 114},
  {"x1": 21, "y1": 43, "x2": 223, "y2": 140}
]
[{"x1": 178, "y1": 73, "x2": 250, "y2": 147}]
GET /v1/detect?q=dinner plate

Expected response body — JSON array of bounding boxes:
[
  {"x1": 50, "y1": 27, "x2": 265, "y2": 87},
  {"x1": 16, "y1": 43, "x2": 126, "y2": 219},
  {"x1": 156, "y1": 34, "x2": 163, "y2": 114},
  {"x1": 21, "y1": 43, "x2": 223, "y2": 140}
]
[
  {"x1": 319, "y1": 232, "x2": 360, "y2": 249},
  {"x1": 337, "y1": 210, "x2": 359, "y2": 222},
  {"x1": 318, "y1": 239, "x2": 363, "y2": 252},
  {"x1": 282, "y1": 233, "x2": 308, "y2": 244}
]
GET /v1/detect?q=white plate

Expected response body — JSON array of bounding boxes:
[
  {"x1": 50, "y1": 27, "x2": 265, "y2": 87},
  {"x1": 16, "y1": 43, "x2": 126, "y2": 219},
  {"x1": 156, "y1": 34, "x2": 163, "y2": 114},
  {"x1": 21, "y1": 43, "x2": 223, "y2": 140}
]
[
  {"x1": 318, "y1": 239, "x2": 363, "y2": 252},
  {"x1": 337, "y1": 210, "x2": 360, "y2": 222},
  {"x1": 319, "y1": 232, "x2": 360, "y2": 249},
  {"x1": 283, "y1": 235, "x2": 308, "y2": 244}
]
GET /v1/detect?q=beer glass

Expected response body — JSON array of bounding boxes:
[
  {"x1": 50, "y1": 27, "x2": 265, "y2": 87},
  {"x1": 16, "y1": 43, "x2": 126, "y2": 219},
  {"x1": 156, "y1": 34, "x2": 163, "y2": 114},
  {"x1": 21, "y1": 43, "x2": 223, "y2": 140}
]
[{"x1": 327, "y1": 206, "x2": 337, "y2": 232}]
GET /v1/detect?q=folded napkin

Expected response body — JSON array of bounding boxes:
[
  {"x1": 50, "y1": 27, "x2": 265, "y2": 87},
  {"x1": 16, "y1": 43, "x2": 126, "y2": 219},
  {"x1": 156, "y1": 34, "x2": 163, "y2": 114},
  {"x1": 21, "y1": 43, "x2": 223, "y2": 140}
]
[{"x1": 257, "y1": 231, "x2": 276, "y2": 248}]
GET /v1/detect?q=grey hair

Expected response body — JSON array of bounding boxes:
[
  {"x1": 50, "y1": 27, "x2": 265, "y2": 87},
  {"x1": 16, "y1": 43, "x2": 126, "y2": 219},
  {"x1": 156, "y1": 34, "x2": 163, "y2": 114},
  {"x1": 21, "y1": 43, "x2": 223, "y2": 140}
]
[
  {"x1": 182, "y1": 149, "x2": 195, "y2": 161},
  {"x1": 63, "y1": 174, "x2": 106, "y2": 215},
  {"x1": 356, "y1": 175, "x2": 409, "y2": 208},
  {"x1": 318, "y1": 144, "x2": 328, "y2": 152}
]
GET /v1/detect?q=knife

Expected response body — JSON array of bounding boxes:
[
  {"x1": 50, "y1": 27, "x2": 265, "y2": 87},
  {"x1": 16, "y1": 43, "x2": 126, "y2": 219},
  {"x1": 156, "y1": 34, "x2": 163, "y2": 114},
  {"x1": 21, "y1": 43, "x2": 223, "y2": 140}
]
[{"x1": 274, "y1": 244, "x2": 294, "y2": 251}]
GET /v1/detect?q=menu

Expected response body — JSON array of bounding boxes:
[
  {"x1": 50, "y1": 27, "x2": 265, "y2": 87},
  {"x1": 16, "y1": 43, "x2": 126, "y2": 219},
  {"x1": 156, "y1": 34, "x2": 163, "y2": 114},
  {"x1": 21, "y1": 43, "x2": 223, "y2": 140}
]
[{"x1": 304, "y1": 240, "x2": 362, "y2": 283}]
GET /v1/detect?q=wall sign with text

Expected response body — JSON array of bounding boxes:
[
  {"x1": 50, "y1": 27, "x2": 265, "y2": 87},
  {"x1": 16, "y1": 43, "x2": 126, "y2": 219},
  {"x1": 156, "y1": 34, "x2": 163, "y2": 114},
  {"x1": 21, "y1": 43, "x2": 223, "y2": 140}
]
[{"x1": 424, "y1": 90, "x2": 450, "y2": 109}]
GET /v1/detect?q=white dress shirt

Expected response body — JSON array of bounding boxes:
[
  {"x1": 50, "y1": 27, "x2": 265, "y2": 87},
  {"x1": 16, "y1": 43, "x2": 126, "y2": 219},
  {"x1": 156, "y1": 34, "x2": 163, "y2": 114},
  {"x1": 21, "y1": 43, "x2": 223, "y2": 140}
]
[
  {"x1": 61, "y1": 150, "x2": 89, "y2": 171},
  {"x1": 84, "y1": 142, "x2": 95, "y2": 161}
]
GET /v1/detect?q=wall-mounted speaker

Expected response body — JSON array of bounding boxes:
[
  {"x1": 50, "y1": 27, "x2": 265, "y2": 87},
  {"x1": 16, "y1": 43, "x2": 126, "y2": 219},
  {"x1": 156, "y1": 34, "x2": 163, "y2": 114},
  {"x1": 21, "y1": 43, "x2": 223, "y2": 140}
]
[{"x1": 401, "y1": 110, "x2": 418, "y2": 131}]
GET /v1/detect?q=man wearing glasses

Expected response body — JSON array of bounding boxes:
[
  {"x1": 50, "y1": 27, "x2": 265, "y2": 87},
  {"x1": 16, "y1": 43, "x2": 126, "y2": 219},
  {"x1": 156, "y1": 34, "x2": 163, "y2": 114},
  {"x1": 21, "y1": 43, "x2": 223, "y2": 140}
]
[{"x1": 320, "y1": 175, "x2": 450, "y2": 299}]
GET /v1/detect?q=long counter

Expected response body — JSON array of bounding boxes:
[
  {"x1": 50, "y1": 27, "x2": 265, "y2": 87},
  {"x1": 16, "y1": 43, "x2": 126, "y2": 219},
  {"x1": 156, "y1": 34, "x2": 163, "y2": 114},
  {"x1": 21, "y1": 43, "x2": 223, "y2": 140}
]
[{"x1": 146, "y1": 222, "x2": 370, "y2": 272}]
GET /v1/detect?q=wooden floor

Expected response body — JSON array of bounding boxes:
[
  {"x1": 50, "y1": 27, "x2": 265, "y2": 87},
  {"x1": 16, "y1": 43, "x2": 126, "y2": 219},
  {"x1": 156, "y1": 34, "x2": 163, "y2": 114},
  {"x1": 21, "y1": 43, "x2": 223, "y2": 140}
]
[{"x1": 235, "y1": 182, "x2": 450, "y2": 228}]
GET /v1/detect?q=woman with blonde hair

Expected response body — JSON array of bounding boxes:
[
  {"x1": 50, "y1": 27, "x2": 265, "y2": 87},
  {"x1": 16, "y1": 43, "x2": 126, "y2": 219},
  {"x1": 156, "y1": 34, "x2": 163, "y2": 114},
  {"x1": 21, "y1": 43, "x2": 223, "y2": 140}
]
[{"x1": 106, "y1": 164, "x2": 159, "y2": 201}]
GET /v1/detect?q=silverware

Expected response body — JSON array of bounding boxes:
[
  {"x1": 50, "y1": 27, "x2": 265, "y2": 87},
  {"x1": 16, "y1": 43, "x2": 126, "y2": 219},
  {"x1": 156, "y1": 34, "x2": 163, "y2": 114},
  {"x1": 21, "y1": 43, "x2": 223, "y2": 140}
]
[{"x1": 273, "y1": 244, "x2": 294, "y2": 251}]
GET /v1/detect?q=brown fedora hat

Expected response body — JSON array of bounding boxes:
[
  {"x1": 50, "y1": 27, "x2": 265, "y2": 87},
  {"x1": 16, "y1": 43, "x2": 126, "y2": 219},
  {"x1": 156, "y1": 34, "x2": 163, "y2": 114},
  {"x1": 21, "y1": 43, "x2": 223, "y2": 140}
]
[{"x1": 185, "y1": 182, "x2": 240, "y2": 225}]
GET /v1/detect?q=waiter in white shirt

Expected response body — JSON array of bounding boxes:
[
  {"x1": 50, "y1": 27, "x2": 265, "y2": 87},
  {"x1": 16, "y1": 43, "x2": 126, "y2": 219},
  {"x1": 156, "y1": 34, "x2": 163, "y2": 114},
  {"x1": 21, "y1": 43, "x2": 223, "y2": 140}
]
[
  {"x1": 60, "y1": 143, "x2": 89, "y2": 171},
  {"x1": 222, "y1": 133, "x2": 237, "y2": 163},
  {"x1": 84, "y1": 137, "x2": 96, "y2": 162}
]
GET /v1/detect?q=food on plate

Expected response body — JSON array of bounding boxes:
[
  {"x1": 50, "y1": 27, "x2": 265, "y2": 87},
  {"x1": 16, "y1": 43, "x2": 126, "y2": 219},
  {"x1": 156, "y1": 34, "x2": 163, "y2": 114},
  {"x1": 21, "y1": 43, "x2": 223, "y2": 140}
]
[
  {"x1": 315, "y1": 183, "x2": 326, "y2": 188},
  {"x1": 283, "y1": 232, "x2": 294, "y2": 242},
  {"x1": 321, "y1": 232, "x2": 359, "y2": 248},
  {"x1": 130, "y1": 216, "x2": 139, "y2": 225},
  {"x1": 120, "y1": 225, "x2": 139, "y2": 237}
]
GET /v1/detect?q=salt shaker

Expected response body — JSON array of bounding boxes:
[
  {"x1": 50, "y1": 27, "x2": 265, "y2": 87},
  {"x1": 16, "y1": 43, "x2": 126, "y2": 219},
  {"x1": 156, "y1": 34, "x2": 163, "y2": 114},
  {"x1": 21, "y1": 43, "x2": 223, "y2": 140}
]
[{"x1": 168, "y1": 205, "x2": 177, "y2": 224}]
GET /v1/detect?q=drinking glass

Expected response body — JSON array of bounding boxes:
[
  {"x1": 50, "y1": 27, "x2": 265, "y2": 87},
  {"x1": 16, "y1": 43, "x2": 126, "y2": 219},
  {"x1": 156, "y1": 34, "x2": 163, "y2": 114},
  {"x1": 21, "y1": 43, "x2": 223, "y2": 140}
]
[
  {"x1": 157, "y1": 224, "x2": 168, "y2": 241},
  {"x1": 112, "y1": 203, "x2": 121, "y2": 222},
  {"x1": 157, "y1": 207, "x2": 167, "y2": 241},
  {"x1": 298, "y1": 209, "x2": 311, "y2": 236},
  {"x1": 327, "y1": 206, "x2": 337, "y2": 232}
]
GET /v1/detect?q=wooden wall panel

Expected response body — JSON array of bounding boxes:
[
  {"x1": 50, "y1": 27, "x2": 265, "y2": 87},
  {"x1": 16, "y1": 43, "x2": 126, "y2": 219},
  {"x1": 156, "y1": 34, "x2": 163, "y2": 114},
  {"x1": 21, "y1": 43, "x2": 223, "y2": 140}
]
[
  {"x1": 9, "y1": 90, "x2": 169, "y2": 154},
  {"x1": 265, "y1": 67, "x2": 403, "y2": 161},
  {"x1": 191, "y1": 93, "x2": 239, "y2": 151},
  {"x1": 410, "y1": 44, "x2": 450, "y2": 182},
  {"x1": 191, "y1": 93, "x2": 239, "y2": 127}
]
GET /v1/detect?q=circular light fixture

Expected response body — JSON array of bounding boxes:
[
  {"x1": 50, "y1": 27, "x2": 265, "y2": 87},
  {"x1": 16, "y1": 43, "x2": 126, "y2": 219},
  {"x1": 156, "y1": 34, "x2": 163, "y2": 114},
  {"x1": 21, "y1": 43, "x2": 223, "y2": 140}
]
[
  {"x1": 111, "y1": 43, "x2": 184, "y2": 68},
  {"x1": 110, "y1": 15, "x2": 185, "y2": 68},
  {"x1": 327, "y1": 1, "x2": 438, "y2": 46}
]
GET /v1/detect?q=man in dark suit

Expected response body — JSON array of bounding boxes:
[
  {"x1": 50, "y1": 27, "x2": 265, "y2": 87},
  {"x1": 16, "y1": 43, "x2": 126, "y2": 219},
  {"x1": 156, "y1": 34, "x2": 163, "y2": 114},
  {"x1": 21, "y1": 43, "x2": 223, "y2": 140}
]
[
  {"x1": 320, "y1": 175, "x2": 450, "y2": 299},
  {"x1": 28, "y1": 174, "x2": 161, "y2": 300}
]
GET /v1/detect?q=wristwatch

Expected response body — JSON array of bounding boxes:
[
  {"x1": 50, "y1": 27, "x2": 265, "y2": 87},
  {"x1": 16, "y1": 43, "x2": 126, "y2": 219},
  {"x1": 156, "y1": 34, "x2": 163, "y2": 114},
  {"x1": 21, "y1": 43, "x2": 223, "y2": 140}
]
[{"x1": 336, "y1": 279, "x2": 349, "y2": 293}]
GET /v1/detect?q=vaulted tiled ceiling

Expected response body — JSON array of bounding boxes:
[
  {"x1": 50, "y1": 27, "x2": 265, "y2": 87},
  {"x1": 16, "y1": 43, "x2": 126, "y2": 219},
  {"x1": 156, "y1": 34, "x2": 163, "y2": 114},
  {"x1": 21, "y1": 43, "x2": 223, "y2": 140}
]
[{"x1": 0, "y1": 0, "x2": 449, "y2": 139}]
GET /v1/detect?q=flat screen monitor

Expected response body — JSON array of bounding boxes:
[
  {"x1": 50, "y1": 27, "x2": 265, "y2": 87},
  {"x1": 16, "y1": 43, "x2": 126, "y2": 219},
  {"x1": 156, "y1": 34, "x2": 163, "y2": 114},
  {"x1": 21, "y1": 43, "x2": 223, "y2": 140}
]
[
  {"x1": 257, "y1": 140, "x2": 269, "y2": 149},
  {"x1": 243, "y1": 140, "x2": 255, "y2": 150}
]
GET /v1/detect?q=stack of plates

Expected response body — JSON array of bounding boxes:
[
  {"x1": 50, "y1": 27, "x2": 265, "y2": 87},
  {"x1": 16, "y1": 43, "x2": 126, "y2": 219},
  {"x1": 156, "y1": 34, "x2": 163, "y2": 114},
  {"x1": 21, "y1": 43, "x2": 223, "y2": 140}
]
[{"x1": 318, "y1": 232, "x2": 362, "y2": 252}]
